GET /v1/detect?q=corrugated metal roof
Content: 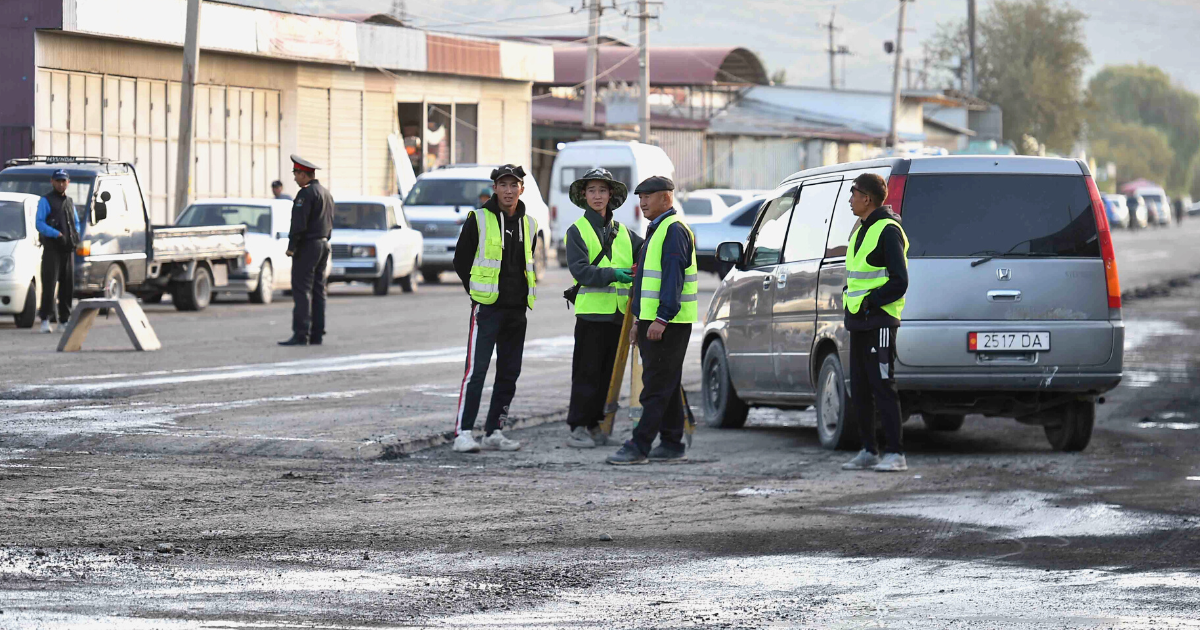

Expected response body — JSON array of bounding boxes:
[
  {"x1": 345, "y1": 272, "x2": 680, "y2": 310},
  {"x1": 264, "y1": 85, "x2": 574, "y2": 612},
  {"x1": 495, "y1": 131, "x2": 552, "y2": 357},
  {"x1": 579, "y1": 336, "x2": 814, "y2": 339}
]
[
  {"x1": 426, "y1": 34, "x2": 500, "y2": 78},
  {"x1": 549, "y1": 46, "x2": 768, "y2": 86},
  {"x1": 532, "y1": 96, "x2": 709, "y2": 131}
]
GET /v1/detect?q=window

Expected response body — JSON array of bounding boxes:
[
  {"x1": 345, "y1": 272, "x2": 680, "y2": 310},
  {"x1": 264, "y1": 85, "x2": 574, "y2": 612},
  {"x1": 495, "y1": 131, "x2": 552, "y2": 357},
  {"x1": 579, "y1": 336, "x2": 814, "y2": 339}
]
[
  {"x1": 0, "y1": 201, "x2": 26, "y2": 241},
  {"x1": 0, "y1": 174, "x2": 93, "y2": 208},
  {"x1": 559, "y1": 167, "x2": 633, "y2": 194},
  {"x1": 386, "y1": 205, "x2": 401, "y2": 229},
  {"x1": 901, "y1": 174, "x2": 1100, "y2": 258},
  {"x1": 745, "y1": 187, "x2": 797, "y2": 268},
  {"x1": 682, "y1": 197, "x2": 713, "y2": 216},
  {"x1": 730, "y1": 199, "x2": 765, "y2": 227},
  {"x1": 425, "y1": 103, "x2": 452, "y2": 171},
  {"x1": 718, "y1": 193, "x2": 742, "y2": 206},
  {"x1": 334, "y1": 203, "x2": 389, "y2": 231},
  {"x1": 455, "y1": 104, "x2": 478, "y2": 164},
  {"x1": 404, "y1": 179, "x2": 495, "y2": 207},
  {"x1": 784, "y1": 181, "x2": 840, "y2": 262},
  {"x1": 177, "y1": 203, "x2": 272, "y2": 234}
]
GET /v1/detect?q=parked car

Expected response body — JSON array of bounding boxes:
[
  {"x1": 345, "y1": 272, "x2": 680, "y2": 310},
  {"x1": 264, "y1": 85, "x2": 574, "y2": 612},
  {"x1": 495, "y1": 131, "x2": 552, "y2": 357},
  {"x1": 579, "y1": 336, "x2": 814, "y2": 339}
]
[
  {"x1": 692, "y1": 188, "x2": 771, "y2": 208},
  {"x1": 692, "y1": 196, "x2": 767, "y2": 275},
  {"x1": 0, "y1": 156, "x2": 246, "y2": 311},
  {"x1": 1101, "y1": 193, "x2": 1130, "y2": 229},
  {"x1": 703, "y1": 155, "x2": 1123, "y2": 453},
  {"x1": 404, "y1": 165, "x2": 548, "y2": 283},
  {"x1": 679, "y1": 191, "x2": 733, "y2": 223},
  {"x1": 1125, "y1": 194, "x2": 1150, "y2": 229},
  {"x1": 175, "y1": 198, "x2": 293, "y2": 304},
  {"x1": 1189, "y1": 199, "x2": 1200, "y2": 216},
  {"x1": 1136, "y1": 186, "x2": 1172, "y2": 226},
  {"x1": 0, "y1": 193, "x2": 43, "y2": 327},
  {"x1": 330, "y1": 196, "x2": 423, "y2": 295},
  {"x1": 548, "y1": 140, "x2": 675, "y2": 263}
]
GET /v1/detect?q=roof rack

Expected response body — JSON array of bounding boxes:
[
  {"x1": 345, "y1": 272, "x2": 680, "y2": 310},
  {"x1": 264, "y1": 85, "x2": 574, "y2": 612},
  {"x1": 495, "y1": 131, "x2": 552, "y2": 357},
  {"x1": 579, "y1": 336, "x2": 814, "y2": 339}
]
[{"x1": 4, "y1": 155, "x2": 115, "y2": 167}]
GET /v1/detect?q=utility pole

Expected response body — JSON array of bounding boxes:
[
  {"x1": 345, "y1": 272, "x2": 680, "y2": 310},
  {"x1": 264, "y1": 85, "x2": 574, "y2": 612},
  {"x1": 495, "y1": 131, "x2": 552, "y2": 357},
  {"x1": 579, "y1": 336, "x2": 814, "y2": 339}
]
[
  {"x1": 583, "y1": 0, "x2": 601, "y2": 128},
  {"x1": 887, "y1": 0, "x2": 910, "y2": 149},
  {"x1": 173, "y1": 0, "x2": 201, "y2": 220},
  {"x1": 967, "y1": 0, "x2": 977, "y2": 95},
  {"x1": 820, "y1": 8, "x2": 851, "y2": 90},
  {"x1": 637, "y1": 0, "x2": 652, "y2": 143}
]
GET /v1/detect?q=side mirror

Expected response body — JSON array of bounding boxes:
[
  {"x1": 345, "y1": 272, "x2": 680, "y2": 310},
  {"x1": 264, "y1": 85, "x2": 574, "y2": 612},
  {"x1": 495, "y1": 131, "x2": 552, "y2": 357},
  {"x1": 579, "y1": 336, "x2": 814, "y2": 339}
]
[
  {"x1": 275, "y1": 232, "x2": 287, "y2": 240},
  {"x1": 100, "y1": 191, "x2": 112, "y2": 202},
  {"x1": 717, "y1": 241, "x2": 744, "y2": 265},
  {"x1": 93, "y1": 191, "x2": 112, "y2": 222}
]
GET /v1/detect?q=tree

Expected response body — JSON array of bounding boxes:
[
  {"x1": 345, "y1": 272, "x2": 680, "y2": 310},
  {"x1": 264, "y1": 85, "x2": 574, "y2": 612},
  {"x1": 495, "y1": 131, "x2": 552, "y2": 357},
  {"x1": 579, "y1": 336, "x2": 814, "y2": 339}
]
[
  {"x1": 1087, "y1": 65, "x2": 1200, "y2": 194},
  {"x1": 923, "y1": 0, "x2": 1090, "y2": 154},
  {"x1": 1090, "y1": 122, "x2": 1176, "y2": 189}
]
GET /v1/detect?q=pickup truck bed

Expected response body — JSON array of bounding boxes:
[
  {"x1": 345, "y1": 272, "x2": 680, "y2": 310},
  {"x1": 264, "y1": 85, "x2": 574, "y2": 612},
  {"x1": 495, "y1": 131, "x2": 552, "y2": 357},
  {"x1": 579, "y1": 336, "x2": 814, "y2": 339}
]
[{"x1": 151, "y1": 225, "x2": 246, "y2": 262}]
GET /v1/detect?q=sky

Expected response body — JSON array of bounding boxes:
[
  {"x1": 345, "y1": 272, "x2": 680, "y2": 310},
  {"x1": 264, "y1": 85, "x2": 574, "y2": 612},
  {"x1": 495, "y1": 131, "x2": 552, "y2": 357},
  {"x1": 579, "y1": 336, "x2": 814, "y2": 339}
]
[{"x1": 234, "y1": 0, "x2": 1200, "y2": 94}]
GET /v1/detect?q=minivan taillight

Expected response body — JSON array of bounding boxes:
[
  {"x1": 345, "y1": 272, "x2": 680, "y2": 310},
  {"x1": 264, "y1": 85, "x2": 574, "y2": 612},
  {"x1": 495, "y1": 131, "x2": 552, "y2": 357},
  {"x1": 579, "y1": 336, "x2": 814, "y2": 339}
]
[
  {"x1": 884, "y1": 174, "x2": 906, "y2": 214},
  {"x1": 1085, "y1": 175, "x2": 1121, "y2": 310},
  {"x1": 550, "y1": 204, "x2": 557, "y2": 222}
]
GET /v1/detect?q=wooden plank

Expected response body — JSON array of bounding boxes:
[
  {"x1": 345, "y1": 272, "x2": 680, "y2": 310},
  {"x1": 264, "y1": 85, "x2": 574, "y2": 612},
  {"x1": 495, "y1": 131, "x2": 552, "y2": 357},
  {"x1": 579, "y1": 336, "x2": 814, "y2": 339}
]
[{"x1": 57, "y1": 299, "x2": 161, "y2": 352}]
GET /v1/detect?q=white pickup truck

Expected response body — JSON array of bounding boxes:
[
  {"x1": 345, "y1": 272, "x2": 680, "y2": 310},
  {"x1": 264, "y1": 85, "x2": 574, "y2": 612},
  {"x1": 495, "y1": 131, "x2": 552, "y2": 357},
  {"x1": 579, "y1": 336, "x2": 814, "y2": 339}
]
[{"x1": 0, "y1": 157, "x2": 248, "y2": 311}]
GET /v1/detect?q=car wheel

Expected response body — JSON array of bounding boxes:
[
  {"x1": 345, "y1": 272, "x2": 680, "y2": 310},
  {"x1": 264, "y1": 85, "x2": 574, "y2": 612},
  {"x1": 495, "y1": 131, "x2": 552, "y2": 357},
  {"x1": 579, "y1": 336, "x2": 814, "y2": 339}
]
[
  {"x1": 249, "y1": 262, "x2": 274, "y2": 304},
  {"x1": 173, "y1": 265, "x2": 212, "y2": 311},
  {"x1": 923, "y1": 413, "x2": 965, "y2": 432},
  {"x1": 1044, "y1": 400, "x2": 1094, "y2": 452},
  {"x1": 373, "y1": 258, "x2": 392, "y2": 296},
  {"x1": 701, "y1": 339, "x2": 749, "y2": 428},
  {"x1": 14, "y1": 281, "x2": 36, "y2": 328},
  {"x1": 399, "y1": 257, "x2": 420, "y2": 293},
  {"x1": 815, "y1": 352, "x2": 859, "y2": 450},
  {"x1": 104, "y1": 264, "x2": 126, "y2": 299},
  {"x1": 421, "y1": 269, "x2": 441, "y2": 284}
]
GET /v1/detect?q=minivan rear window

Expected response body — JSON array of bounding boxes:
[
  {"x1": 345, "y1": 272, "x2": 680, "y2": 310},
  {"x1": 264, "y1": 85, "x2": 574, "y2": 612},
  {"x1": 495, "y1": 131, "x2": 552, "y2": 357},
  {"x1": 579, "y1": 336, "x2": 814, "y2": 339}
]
[{"x1": 901, "y1": 175, "x2": 1100, "y2": 258}]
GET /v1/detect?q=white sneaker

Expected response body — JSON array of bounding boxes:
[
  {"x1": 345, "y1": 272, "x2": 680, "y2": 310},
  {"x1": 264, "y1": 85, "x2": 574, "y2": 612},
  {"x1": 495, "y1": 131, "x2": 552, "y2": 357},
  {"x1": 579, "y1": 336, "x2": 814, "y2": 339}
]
[
  {"x1": 873, "y1": 453, "x2": 908, "y2": 472},
  {"x1": 39, "y1": 320, "x2": 52, "y2": 334},
  {"x1": 566, "y1": 426, "x2": 596, "y2": 449},
  {"x1": 452, "y1": 431, "x2": 481, "y2": 453},
  {"x1": 480, "y1": 430, "x2": 521, "y2": 451}
]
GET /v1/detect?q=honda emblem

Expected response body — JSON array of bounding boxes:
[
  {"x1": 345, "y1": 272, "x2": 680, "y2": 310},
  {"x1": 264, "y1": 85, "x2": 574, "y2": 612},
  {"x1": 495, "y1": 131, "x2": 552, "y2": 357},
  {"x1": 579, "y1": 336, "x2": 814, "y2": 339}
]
[
  {"x1": 424, "y1": 224, "x2": 438, "y2": 234},
  {"x1": 997, "y1": 268, "x2": 1011, "y2": 281}
]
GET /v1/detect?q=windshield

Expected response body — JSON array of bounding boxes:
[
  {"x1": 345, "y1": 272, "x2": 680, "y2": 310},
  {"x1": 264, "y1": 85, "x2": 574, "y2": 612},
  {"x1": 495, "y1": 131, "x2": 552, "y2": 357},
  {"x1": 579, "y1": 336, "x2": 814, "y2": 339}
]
[
  {"x1": 334, "y1": 203, "x2": 388, "y2": 230},
  {"x1": 902, "y1": 174, "x2": 1100, "y2": 258},
  {"x1": 404, "y1": 179, "x2": 494, "y2": 207},
  {"x1": 0, "y1": 174, "x2": 93, "y2": 209},
  {"x1": 682, "y1": 197, "x2": 714, "y2": 216},
  {"x1": 0, "y1": 201, "x2": 26, "y2": 241},
  {"x1": 177, "y1": 204, "x2": 273, "y2": 234},
  {"x1": 718, "y1": 194, "x2": 742, "y2": 206},
  {"x1": 730, "y1": 198, "x2": 766, "y2": 226}
]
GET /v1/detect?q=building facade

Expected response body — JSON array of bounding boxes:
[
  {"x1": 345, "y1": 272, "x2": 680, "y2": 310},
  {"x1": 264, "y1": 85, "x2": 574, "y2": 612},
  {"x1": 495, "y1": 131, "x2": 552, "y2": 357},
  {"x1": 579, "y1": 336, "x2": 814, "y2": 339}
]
[{"x1": 0, "y1": 0, "x2": 553, "y2": 223}]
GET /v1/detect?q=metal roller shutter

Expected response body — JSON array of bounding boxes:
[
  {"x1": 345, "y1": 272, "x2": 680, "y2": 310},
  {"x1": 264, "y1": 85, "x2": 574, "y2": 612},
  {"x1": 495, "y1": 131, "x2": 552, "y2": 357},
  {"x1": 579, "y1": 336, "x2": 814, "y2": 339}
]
[
  {"x1": 363, "y1": 91, "x2": 395, "y2": 195},
  {"x1": 298, "y1": 87, "x2": 330, "y2": 181},
  {"x1": 477, "y1": 99, "x2": 503, "y2": 164},
  {"x1": 330, "y1": 89, "x2": 363, "y2": 195}
]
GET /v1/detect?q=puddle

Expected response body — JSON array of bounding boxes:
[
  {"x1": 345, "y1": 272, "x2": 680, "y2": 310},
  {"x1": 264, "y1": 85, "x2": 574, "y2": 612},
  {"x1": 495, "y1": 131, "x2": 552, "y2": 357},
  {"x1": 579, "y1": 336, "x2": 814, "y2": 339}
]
[
  {"x1": 1139, "y1": 421, "x2": 1200, "y2": 430},
  {"x1": 1124, "y1": 370, "x2": 1162, "y2": 388},
  {"x1": 731, "y1": 487, "x2": 795, "y2": 497},
  {"x1": 1188, "y1": 476, "x2": 1200, "y2": 482},
  {"x1": 1125, "y1": 319, "x2": 1190, "y2": 351},
  {"x1": 840, "y1": 490, "x2": 1184, "y2": 538}
]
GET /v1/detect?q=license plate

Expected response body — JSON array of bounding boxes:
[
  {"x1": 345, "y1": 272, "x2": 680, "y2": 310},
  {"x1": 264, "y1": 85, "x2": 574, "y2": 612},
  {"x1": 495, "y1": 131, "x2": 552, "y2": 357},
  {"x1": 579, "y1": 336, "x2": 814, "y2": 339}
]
[{"x1": 969, "y1": 331, "x2": 1050, "y2": 352}]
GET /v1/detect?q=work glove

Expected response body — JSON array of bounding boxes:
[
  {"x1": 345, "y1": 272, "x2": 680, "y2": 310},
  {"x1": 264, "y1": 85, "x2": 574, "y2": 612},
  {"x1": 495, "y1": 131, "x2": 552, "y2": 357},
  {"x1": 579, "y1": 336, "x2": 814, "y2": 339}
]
[{"x1": 612, "y1": 269, "x2": 634, "y2": 284}]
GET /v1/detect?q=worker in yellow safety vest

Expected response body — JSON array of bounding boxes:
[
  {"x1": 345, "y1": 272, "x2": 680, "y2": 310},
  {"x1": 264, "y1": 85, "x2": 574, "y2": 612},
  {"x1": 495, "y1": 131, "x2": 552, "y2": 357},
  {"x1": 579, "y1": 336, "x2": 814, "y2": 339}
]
[
  {"x1": 563, "y1": 168, "x2": 645, "y2": 449},
  {"x1": 839, "y1": 173, "x2": 911, "y2": 473},
  {"x1": 607, "y1": 176, "x2": 699, "y2": 465},
  {"x1": 450, "y1": 165, "x2": 539, "y2": 454}
]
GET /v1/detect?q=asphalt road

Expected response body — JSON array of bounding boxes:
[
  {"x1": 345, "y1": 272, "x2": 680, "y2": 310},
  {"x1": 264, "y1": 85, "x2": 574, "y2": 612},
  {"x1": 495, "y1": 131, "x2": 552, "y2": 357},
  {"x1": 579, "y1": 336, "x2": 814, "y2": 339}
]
[{"x1": 1, "y1": 219, "x2": 1199, "y2": 628}]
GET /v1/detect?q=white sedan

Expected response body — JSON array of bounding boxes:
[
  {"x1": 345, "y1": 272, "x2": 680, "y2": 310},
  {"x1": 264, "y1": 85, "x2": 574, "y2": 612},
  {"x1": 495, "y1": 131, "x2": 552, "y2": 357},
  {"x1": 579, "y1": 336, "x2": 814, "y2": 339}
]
[
  {"x1": 175, "y1": 198, "x2": 293, "y2": 304},
  {"x1": 330, "y1": 195, "x2": 423, "y2": 295},
  {"x1": 0, "y1": 193, "x2": 43, "y2": 327}
]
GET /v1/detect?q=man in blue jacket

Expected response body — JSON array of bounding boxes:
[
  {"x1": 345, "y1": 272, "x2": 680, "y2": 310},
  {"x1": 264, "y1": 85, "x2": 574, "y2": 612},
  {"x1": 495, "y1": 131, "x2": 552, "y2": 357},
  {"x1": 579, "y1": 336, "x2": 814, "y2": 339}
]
[{"x1": 34, "y1": 170, "x2": 82, "y2": 333}]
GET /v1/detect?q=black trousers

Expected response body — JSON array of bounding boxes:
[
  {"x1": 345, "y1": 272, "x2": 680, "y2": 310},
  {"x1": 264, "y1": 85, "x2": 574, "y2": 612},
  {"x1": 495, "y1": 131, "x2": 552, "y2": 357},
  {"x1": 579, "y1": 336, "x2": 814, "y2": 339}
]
[
  {"x1": 566, "y1": 318, "x2": 623, "y2": 430},
  {"x1": 455, "y1": 303, "x2": 527, "y2": 435},
  {"x1": 850, "y1": 326, "x2": 903, "y2": 455},
  {"x1": 291, "y1": 238, "x2": 331, "y2": 339},
  {"x1": 39, "y1": 245, "x2": 74, "y2": 323},
  {"x1": 631, "y1": 320, "x2": 691, "y2": 455}
]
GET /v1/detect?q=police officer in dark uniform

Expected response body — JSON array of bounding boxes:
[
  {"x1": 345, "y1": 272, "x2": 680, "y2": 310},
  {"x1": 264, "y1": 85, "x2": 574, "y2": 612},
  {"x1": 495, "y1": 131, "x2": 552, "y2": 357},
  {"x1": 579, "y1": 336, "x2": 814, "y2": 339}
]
[{"x1": 280, "y1": 155, "x2": 334, "y2": 347}]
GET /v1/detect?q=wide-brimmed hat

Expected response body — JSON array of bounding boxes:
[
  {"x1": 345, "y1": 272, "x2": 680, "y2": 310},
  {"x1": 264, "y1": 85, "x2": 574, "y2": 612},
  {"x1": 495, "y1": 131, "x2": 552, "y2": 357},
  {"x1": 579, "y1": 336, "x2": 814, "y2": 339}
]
[{"x1": 569, "y1": 167, "x2": 629, "y2": 211}]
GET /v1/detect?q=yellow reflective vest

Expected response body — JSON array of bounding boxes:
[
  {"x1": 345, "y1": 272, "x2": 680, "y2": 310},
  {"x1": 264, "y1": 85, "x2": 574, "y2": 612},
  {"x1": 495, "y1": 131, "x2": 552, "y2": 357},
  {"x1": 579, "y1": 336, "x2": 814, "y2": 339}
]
[
  {"x1": 571, "y1": 215, "x2": 634, "y2": 315},
  {"x1": 638, "y1": 214, "x2": 699, "y2": 323},
  {"x1": 469, "y1": 209, "x2": 537, "y2": 309},
  {"x1": 843, "y1": 217, "x2": 908, "y2": 320}
]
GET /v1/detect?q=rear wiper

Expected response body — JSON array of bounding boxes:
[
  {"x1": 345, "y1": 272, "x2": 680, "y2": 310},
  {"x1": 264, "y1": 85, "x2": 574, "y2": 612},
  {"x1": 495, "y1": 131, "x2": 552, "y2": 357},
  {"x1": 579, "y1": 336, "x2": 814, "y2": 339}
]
[{"x1": 970, "y1": 251, "x2": 1055, "y2": 267}]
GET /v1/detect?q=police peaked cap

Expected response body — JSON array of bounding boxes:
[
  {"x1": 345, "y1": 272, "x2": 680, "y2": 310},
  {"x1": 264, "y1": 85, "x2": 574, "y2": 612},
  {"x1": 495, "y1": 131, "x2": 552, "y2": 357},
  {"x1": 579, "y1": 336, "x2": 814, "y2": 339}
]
[
  {"x1": 490, "y1": 164, "x2": 526, "y2": 182},
  {"x1": 634, "y1": 175, "x2": 675, "y2": 194},
  {"x1": 291, "y1": 154, "x2": 321, "y2": 172}
]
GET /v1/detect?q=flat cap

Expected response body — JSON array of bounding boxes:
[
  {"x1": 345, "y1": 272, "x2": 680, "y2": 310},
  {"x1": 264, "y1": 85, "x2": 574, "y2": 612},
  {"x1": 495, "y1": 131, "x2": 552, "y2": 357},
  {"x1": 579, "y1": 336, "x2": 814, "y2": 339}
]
[
  {"x1": 634, "y1": 175, "x2": 675, "y2": 194},
  {"x1": 51, "y1": 169, "x2": 70, "y2": 180},
  {"x1": 490, "y1": 164, "x2": 526, "y2": 182},
  {"x1": 291, "y1": 154, "x2": 320, "y2": 172}
]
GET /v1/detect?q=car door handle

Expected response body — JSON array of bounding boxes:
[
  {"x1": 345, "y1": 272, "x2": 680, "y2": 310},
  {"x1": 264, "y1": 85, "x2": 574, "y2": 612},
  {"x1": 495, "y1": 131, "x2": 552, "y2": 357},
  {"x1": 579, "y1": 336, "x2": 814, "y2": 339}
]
[
  {"x1": 777, "y1": 272, "x2": 788, "y2": 289},
  {"x1": 762, "y1": 275, "x2": 773, "y2": 291},
  {"x1": 987, "y1": 290, "x2": 1022, "y2": 302}
]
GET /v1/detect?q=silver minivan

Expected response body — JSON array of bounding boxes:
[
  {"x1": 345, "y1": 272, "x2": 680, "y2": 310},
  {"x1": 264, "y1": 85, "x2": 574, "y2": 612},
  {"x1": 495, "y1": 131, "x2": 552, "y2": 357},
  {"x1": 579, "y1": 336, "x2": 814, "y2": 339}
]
[{"x1": 702, "y1": 156, "x2": 1124, "y2": 452}]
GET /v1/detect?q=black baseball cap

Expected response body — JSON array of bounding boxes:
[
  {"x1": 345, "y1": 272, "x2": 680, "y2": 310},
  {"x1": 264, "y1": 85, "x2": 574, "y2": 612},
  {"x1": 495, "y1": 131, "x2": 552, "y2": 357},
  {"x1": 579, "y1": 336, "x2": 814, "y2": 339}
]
[
  {"x1": 52, "y1": 170, "x2": 70, "y2": 181},
  {"x1": 490, "y1": 164, "x2": 526, "y2": 182}
]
